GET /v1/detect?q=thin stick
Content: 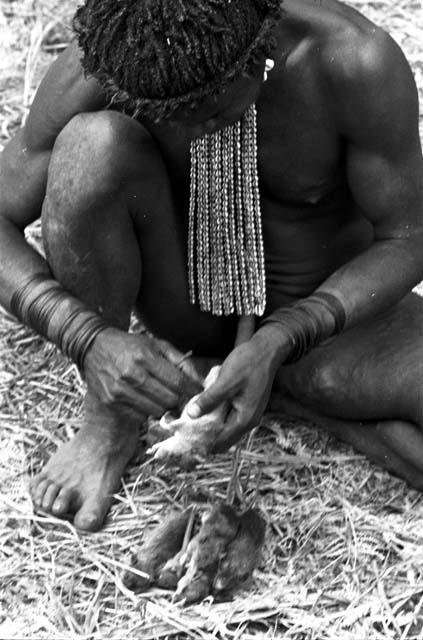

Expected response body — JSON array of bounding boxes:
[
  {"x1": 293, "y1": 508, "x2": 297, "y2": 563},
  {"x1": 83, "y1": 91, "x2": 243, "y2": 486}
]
[{"x1": 181, "y1": 507, "x2": 196, "y2": 555}]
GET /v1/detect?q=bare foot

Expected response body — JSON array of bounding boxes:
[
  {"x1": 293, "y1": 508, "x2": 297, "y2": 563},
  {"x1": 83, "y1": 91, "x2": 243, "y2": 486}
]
[{"x1": 30, "y1": 411, "x2": 140, "y2": 531}]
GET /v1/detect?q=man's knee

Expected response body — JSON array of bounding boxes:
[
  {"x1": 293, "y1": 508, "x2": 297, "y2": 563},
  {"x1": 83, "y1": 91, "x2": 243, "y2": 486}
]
[
  {"x1": 46, "y1": 111, "x2": 157, "y2": 206},
  {"x1": 281, "y1": 358, "x2": 347, "y2": 409}
]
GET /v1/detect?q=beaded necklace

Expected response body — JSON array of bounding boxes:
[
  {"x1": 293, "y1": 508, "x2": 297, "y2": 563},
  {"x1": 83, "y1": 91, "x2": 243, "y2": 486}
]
[{"x1": 188, "y1": 104, "x2": 266, "y2": 317}]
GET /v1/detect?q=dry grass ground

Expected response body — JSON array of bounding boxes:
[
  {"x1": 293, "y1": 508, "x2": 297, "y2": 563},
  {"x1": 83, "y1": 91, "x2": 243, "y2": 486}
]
[{"x1": 1, "y1": 1, "x2": 423, "y2": 638}]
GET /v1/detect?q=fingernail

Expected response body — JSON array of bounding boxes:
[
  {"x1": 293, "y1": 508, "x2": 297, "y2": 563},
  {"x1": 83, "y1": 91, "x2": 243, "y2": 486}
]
[{"x1": 187, "y1": 404, "x2": 201, "y2": 418}]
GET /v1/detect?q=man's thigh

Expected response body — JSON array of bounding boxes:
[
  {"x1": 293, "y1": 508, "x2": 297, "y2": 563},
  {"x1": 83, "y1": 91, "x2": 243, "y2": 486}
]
[{"x1": 276, "y1": 292, "x2": 423, "y2": 424}]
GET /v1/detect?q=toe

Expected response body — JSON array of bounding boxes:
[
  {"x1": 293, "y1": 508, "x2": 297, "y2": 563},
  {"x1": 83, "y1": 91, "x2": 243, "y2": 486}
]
[
  {"x1": 52, "y1": 488, "x2": 74, "y2": 516},
  {"x1": 33, "y1": 478, "x2": 50, "y2": 508},
  {"x1": 73, "y1": 495, "x2": 112, "y2": 532},
  {"x1": 29, "y1": 473, "x2": 46, "y2": 499},
  {"x1": 42, "y1": 483, "x2": 60, "y2": 511}
]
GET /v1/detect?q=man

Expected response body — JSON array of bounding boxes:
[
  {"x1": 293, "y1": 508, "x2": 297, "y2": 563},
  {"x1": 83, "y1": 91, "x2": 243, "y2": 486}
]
[{"x1": 1, "y1": 0, "x2": 422, "y2": 532}]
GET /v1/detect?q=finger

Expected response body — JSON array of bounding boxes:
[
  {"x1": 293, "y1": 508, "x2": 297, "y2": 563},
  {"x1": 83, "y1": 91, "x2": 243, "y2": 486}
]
[
  {"x1": 120, "y1": 387, "x2": 165, "y2": 419},
  {"x1": 214, "y1": 393, "x2": 261, "y2": 452},
  {"x1": 129, "y1": 334, "x2": 200, "y2": 398},
  {"x1": 178, "y1": 358, "x2": 204, "y2": 387},
  {"x1": 150, "y1": 336, "x2": 185, "y2": 362},
  {"x1": 143, "y1": 353, "x2": 182, "y2": 389},
  {"x1": 179, "y1": 370, "x2": 204, "y2": 398},
  {"x1": 150, "y1": 337, "x2": 204, "y2": 386},
  {"x1": 136, "y1": 376, "x2": 180, "y2": 410},
  {"x1": 148, "y1": 356, "x2": 202, "y2": 398},
  {"x1": 212, "y1": 409, "x2": 245, "y2": 453},
  {"x1": 186, "y1": 377, "x2": 233, "y2": 418}
]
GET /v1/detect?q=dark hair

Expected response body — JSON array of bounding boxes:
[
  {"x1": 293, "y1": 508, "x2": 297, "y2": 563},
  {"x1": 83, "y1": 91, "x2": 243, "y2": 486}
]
[{"x1": 73, "y1": 0, "x2": 283, "y2": 121}]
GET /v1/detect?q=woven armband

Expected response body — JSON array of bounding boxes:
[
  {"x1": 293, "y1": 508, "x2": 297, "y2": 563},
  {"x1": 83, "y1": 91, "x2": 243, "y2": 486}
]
[
  {"x1": 11, "y1": 273, "x2": 108, "y2": 370},
  {"x1": 259, "y1": 291, "x2": 346, "y2": 364}
]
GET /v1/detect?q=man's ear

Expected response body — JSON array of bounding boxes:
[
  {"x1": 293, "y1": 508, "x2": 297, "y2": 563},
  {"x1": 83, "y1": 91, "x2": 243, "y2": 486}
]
[{"x1": 243, "y1": 58, "x2": 266, "y2": 79}]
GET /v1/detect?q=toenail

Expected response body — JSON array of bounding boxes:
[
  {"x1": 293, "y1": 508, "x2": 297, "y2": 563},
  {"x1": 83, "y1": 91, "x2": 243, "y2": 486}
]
[
  {"x1": 76, "y1": 514, "x2": 102, "y2": 531},
  {"x1": 52, "y1": 502, "x2": 60, "y2": 514},
  {"x1": 52, "y1": 499, "x2": 67, "y2": 514}
]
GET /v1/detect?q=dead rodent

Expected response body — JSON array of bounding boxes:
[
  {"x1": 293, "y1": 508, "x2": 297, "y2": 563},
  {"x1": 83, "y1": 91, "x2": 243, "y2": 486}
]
[
  {"x1": 122, "y1": 510, "x2": 191, "y2": 591},
  {"x1": 213, "y1": 509, "x2": 266, "y2": 594},
  {"x1": 175, "y1": 564, "x2": 211, "y2": 604},
  {"x1": 147, "y1": 366, "x2": 227, "y2": 469},
  {"x1": 157, "y1": 544, "x2": 191, "y2": 590},
  {"x1": 175, "y1": 503, "x2": 240, "y2": 604},
  {"x1": 124, "y1": 504, "x2": 266, "y2": 604}
]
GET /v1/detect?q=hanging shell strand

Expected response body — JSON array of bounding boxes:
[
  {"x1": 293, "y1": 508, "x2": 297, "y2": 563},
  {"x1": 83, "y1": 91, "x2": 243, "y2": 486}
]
[{"x1": 188, "y1": 104, "x2": 266, "y2": 317}]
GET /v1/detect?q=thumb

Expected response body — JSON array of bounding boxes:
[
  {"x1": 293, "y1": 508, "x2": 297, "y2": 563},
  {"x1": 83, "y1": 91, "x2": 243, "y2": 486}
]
[
  {"x1": 212, "y1": 408, "x2": 242, "y2": 453},
  {"x1": 186, "y1": 378, "x2": 230, "y2": 418}
]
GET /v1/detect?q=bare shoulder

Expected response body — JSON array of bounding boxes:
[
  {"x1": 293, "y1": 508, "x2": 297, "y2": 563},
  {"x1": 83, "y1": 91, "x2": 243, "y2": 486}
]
[
  {"x1": 24, "y1": 39, "x2": 108, "y2": 152},
  {"x1": 318, "y1": 14, "x2": 419, "y2": 146},
  {"x1": 321, "y1": 17, "x2": 413, "y2": 93}
]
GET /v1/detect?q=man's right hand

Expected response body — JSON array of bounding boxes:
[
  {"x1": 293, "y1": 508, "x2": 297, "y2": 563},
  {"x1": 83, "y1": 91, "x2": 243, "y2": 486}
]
[{"x1": 83, "y1": 327, "x2": 203, "y2": 419}]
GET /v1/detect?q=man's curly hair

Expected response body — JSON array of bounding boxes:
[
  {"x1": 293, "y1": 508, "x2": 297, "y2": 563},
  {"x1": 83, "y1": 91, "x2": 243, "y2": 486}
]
[{"x1": 73, "y1": 0, "x2": 283, "y2": 121}]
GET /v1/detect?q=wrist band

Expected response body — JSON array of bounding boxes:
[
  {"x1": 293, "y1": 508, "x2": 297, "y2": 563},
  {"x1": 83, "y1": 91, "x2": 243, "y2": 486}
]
[
  {"x1": 259, "y1": 291, "x2": 346, "y2": 364},
  {"x1": 11, "y1": 273, "x2": 109, "y2": 370}
]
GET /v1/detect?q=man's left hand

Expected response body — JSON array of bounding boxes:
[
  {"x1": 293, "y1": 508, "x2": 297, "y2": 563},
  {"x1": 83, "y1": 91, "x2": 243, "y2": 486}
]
[{"x1": 186, "y1": 328, "x2": 288, "y2": 451}]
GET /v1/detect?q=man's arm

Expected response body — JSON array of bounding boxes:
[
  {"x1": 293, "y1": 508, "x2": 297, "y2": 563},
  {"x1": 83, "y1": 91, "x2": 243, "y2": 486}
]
[
  {"x1": 0, "y1": 41, "x2": 201, "y2": 415},
  {"x1": 188, "y1": 29, "x2": 423, "y2": 437},
  {"x1": 317, "y1": 27, "x2": 423, "y2": 325}
]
